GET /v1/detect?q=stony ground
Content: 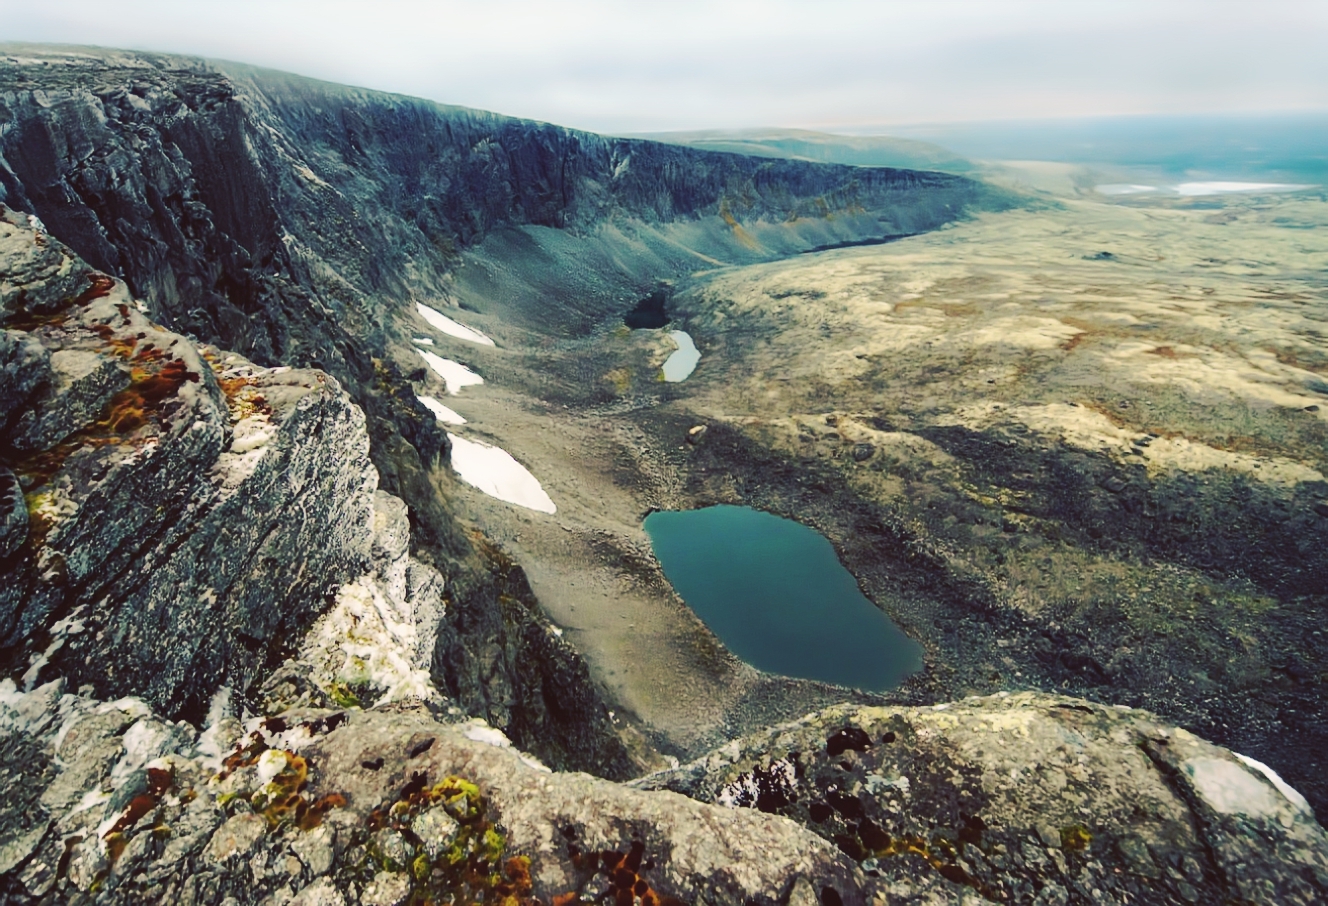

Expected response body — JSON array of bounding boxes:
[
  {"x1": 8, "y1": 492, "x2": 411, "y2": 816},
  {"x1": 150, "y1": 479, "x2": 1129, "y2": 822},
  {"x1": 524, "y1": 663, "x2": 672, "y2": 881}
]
[{"x1": 411, "y1": 187, "x2": 1328, "y2": 820}]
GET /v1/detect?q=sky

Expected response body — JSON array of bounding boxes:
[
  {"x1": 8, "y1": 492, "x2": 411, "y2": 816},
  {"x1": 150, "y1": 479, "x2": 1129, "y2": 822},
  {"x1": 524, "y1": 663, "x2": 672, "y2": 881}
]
[{"x1": 2, "y1": 0, "x2": 1326, "y2": 134}]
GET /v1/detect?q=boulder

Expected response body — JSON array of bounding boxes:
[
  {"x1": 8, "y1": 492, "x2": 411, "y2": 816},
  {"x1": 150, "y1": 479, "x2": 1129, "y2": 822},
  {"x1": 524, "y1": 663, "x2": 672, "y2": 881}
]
[{"x1": 635, "y1": 692, "x2": 1328, "y2": 904}]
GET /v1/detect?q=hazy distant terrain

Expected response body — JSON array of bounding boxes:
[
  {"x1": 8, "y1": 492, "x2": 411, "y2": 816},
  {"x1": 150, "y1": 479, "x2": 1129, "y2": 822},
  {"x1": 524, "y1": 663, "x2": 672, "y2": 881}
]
[
  {"x1": 632, "y1": 128, "x2": 976, "y2": 174},
  {"x1": 888, "y1": 111, "x2": 1328, "y2": 184}
]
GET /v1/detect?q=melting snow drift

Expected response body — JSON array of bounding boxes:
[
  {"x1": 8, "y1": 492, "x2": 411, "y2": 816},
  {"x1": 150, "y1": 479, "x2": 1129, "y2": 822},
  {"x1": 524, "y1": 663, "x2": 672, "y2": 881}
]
[
  {"x1": 447, "y1": 433, "x2": 556, "y2": 514},
  {"x1": 417, "y1": 302, "x2": 495, "y2": 345},
  {"x1": 418, "y1": 350, "x2": 483, "y2": 394},
  {"x1": 416, "y1": 394, "x2": 466, "y2": 425}
]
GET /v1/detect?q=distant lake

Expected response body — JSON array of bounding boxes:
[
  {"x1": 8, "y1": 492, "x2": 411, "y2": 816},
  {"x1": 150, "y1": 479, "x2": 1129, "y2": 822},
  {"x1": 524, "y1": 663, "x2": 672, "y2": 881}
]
[
  {"x1": 1096, "y1": 181, "x2": 1316, "y2": 197},
  {"x1": 644, "y1": 505, "x2": 922, "y2": 691},
  {"x1": 662, "y1": 330, "x2": 699, "y2": 382}
]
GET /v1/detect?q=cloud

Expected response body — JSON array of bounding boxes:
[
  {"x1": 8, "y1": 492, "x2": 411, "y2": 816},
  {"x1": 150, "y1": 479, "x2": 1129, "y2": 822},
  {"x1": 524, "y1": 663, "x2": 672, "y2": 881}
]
[{"x1": 2, "y1": 0, "x2": 1325, "y2": 131}]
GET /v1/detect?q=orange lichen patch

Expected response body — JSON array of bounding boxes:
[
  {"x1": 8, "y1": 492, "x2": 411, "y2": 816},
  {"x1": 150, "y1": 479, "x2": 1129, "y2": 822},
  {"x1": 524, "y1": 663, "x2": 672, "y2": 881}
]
[
  {"x1": 105, "y1": 765, "x2": 176, "y2": 840},
  {"x1": 217, "y1": 375, "x2": 251, "y2": 398},
  {"x1": 217, "y1": 731, "x2": 269, "y2": 778},
  {"x1": 3, "y1": 273, "x2": 117, "y2": 331},
  {"x1": 562, "y1": 839, "x2": 685, "y2": 906},
  {"x1": 857, "y1": 819, "x2": 997, "y2": 901},
  {"x1": 252, "y1": 752, "x2": 314, "y2": 828},
  {"x1": 217, "y1": 737, "x2": 348, "y2": 831},
  {"x1": 13, "y1": 354, "x2": 199, "y2": 501},
  {"x1": 101, "y1": 359, "x2": 200, "y2": 435},
  {"x1": 73, "y1": 274, "x2": 116, "y2": 306},
  {"x1": 300, "y1": 793, "x2": 348, "y2": 831}
]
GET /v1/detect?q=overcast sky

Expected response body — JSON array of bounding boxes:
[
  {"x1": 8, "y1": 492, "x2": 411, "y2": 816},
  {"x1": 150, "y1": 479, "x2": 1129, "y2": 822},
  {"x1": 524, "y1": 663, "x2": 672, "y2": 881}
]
[{"x1": 2, "y1": 1, "x2": 1326, "y2": 133}]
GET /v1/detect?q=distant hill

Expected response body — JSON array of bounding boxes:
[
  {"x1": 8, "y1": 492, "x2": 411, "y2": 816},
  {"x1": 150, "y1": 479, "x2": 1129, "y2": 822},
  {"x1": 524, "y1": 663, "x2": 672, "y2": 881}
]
[{"x1": 629, "y1": 128, "x2": 976, "y2": 174}]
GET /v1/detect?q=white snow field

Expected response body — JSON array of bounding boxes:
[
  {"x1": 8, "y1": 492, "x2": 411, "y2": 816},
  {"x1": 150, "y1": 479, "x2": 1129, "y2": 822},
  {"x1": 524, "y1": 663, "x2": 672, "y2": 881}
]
[
  {"x1": 447, "y1": 433, "x2": 556, "y2": 514},
  {"x1": 417, "y1": 302, "x2": 495, "y2": 345}
]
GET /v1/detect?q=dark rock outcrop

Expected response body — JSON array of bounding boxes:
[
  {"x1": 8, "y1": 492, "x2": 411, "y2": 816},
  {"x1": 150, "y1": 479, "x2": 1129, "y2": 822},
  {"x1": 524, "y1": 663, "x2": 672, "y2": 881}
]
[
  {"x1": 636, "y1": 692, "x2": 1328, "y2": 905},
  {"x1": 0, "y1": 205, "x2": 632, "y2": 778},
  {"x1": 0, "y1": 205, "x2": 377, "y2": 720}
]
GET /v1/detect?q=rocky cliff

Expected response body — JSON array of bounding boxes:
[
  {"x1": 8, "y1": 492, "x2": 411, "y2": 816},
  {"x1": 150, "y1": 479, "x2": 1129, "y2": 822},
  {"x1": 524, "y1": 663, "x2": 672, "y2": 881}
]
[
  {"x1": 0, "y1": 45, "x2": 1001, "y2": 772},
  {"x1": 3, "y1": 44, "x2": 1325, "y2": 906}
]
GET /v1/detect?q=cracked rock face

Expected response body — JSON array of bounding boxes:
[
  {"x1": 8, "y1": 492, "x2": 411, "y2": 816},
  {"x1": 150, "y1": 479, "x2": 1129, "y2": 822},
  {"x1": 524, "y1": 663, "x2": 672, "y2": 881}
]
[
  {"x1": 0, "y1": 205, "x2": 377, "y2": 720},
  {"x1": 635, "y1": 692, "x2": 1328, "y2": 905},
  {"x1": 0, "y1": 683, "x2": 866, "y2": 906},
  {"x1": 3, "y1": 682, "x2": 1326, "y2": 906}
]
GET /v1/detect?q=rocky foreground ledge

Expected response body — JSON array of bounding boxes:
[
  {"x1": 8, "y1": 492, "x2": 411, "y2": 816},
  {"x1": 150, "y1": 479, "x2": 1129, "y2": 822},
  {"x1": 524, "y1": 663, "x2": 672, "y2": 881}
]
[
  {"x1": 2, "y1": 208, "x2": 1327, "y2": 904},
  {"x1": 2, "y1": 684, "x2": 1326, "y2": 906}
]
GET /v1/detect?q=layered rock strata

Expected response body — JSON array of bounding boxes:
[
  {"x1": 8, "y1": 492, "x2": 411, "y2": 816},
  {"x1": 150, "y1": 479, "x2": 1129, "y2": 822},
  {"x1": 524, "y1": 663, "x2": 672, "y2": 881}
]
[{"x1": 0, "y1": 205, "x2": 376, "y2": 719}]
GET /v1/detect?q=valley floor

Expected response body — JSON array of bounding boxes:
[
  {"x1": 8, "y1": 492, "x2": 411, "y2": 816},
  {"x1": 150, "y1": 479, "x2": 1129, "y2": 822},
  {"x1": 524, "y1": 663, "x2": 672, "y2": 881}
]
[{"x1": 404, "y1": 188, "x2": 1328, "y2": 816}]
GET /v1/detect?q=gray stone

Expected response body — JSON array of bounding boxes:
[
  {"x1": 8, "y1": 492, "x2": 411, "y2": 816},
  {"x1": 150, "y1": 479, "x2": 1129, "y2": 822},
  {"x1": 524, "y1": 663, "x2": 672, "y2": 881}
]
[
  {"x1": 409, "y1": 806, "x2": 459, "y2": 860},
  {"x1": 11, "y1": 347, "x2": 130, "y2": 452},
  {"x1": 360, "y1": 872, "x2": 411, "y2": 906},
  {"x1": 288, "y1": 878, "x2": 346, "y2": 906},
  {"x1": 0, "y1": 328, "x2": 49, "y2": 433},
  {"x1": 635, "y1": 692, "x2": 1328, "y2": 905},
  {"x1": 205, "y1": 814, "x2": 267, "y2": 865},
  {"x1": 290, "y1": 825, "x2": 334, "y2": 878},
  {"x1": 370, "y1": 828, "x2": 410, "y2": 873},
  {"x1": 0, "y1": 214, "x2": 378, "y2": 718}
]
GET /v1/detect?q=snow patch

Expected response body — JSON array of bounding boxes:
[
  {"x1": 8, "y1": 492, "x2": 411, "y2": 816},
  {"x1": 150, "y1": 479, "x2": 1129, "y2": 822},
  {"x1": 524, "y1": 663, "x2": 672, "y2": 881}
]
[
  {"x1": 416, "y1": 302, "x2": 495, "y2": 346},
  {"x1": 446, "y1": 433, "x2": 556, "y2": 514},
  {"x1": 412, "y1": 336, "x2": 435, "y2": 346},
  {"x1": 1184, "y1": 756, "x2": 1283, "y2": 818},
  {"x1": 1234, "y1": 752, "x2": 1313, "y2": 815},
  {"x1": 1176, "y1": 181, "x2": 1314, "y2": 196},
  {"x1": 416, "y1": 394, "x2": 466, "y2": 425},
  {"x1": 418, "y1": 350, "x2": 483, "y2": 394},
  {"x1": 460, "y1": 720, "x2": 551, "y2": 773},
  {"x1": 662, "y1": 330, "x2": 700, "y2": 382}
]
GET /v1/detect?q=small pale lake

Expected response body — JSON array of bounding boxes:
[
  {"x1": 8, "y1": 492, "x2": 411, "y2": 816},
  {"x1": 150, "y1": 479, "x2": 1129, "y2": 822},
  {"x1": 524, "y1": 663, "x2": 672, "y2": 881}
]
[{"x1": 644, "y1": 505, "x2": 922, "y2": 691}]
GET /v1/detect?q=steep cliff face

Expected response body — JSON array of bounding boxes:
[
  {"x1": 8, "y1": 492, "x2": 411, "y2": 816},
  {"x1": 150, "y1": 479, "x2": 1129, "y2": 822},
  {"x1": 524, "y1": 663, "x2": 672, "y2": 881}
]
[
  {"x1": 0, "y1": 205, "x2": 631, "y2": 773},
  {"x1": 0, "y1": 45, "x2": 988, "y2": 379},
  {"x1": 0, "y1": 47, "x2": 1002, "y2": 771},
  {"x1": 0, "y1": 205, "x2": 377, "y2": 720}
]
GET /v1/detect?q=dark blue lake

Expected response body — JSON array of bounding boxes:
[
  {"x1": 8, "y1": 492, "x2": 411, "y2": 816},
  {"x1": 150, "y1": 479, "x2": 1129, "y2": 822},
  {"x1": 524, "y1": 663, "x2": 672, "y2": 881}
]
[{"x1": 644, "y1": 505, "x2": 922, "y2": 691}]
